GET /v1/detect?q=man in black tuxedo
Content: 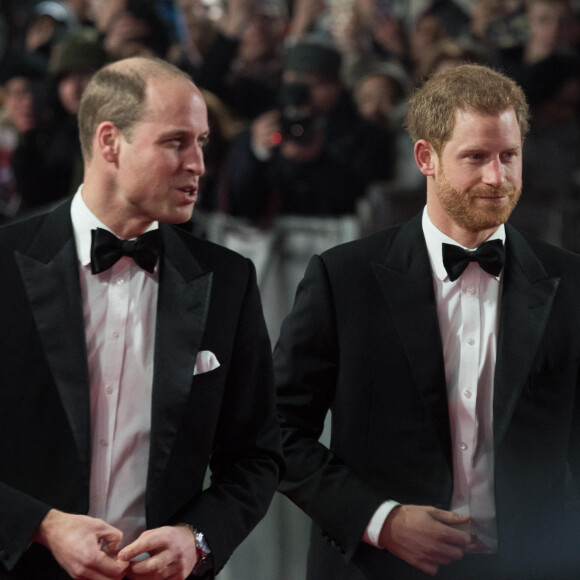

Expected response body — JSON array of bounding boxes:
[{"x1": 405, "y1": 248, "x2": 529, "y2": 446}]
[
  {"x1": 275, "y1": 63, "x2": 580, "y2": 579},
  {"x1": 0, "y1": 56, "x2": 283, "y2": 579}
]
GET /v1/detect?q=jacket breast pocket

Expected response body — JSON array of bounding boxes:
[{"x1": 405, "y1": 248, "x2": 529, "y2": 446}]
[{"x1": 190, "y1": 365, "x2": 225, "y2": 392}]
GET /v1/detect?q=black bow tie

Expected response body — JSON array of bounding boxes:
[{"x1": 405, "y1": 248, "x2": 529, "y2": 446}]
[
  {"x1": 90, "y1": 228, "x2": 160, "y2": 274},
  {"x1": 442, "y1": 239, "x2": 505, "y2": 282}
]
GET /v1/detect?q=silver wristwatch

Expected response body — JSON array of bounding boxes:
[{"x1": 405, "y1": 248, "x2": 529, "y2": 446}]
[{"x1": 187, "y1": 525, "x2": 212, "y2": 575}]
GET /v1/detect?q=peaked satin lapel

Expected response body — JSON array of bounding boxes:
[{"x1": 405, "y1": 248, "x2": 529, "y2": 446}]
[
  {"x1": 148, "y1": 225, "x2": 213, "y2": 488},
  {"x1": 493, "y1": 225, "x2": 560, "y2": 446},
  {"x1": 13, "y1": 201, "x2": 91, "y2": 477},
  {"x1": 371, "y1": 214, "x2": 452, "y2": 470}
]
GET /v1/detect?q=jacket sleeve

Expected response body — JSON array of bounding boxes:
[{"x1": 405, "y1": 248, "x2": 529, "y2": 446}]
[
  {"x1": 174, "y1": 259, "x2": 284, "y2": 575},
  {"x1": 274, "y1": 254, "x2": 387, "y2": 562},
  {"x1": 0, "y1": 482, "x2": 52, "y2": 571}
]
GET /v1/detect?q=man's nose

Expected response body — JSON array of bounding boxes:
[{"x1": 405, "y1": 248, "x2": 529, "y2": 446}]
[
  {"x1": 185, "y1": 145, "x2": 205, "y2": 176},
  {"x1": 482, "y1": 158, "x2": 505, "y2": 188}
]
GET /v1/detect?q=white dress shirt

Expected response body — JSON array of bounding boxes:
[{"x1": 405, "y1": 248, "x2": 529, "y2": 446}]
[
  {"x1": 71, "y1": 188, "x2": 159, "y2": 548},
  {"x1": 364, "y1": 208, "x2": 504, "y2": 552}
]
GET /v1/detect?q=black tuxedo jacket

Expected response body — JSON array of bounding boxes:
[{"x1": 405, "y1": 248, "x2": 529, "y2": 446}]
[
  {"x1": 275, "y1": 213, "x2": 580, "y2": 579},
  {"x1": 0, "y1": 200, "x2": 283, "y2": 578}
]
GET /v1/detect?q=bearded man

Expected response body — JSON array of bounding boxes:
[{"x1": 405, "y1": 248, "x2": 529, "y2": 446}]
[{"x1": 274, "y1": 64, "x2": 580, "y2": 579}]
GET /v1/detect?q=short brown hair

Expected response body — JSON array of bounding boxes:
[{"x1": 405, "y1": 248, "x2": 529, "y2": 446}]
[
  {"x1": 404, "y1": 64, "x2": 530, "y2": 153},
  {"x1": 78, "y1": 56, "x2": 192, "y2": 160}
]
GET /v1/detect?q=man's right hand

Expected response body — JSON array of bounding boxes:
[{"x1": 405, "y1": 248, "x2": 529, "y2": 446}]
[
  {"x1": 33, "y1": 509, "x2": 129, "y2": 580},
  {"x1": 379, "y1": 504, "x2": 475, "y2": 576}
]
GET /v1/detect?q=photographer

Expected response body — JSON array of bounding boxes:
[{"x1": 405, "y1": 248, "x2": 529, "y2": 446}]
[
  {"x1": 221, "y1": 34, "x2": 394, "y2": 222},
  {"x1": 218, "y1": 35, "x2": 395, "y2": 338}
]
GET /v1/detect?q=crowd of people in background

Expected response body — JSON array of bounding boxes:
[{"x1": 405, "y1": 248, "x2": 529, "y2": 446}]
[{"x1": 1, "y1": 0, "x2": 580, "y2": 335}]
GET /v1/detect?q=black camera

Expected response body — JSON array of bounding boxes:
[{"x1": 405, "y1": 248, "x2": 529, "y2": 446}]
[{"x1": 277, "y1": 81, "x2": 317, "y2": 144}]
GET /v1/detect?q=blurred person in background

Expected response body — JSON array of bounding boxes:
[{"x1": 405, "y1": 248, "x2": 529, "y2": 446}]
[
  {"x1": 191, "y1": 0, "x2": 287, "y2": 122},
  {"x1": 0, "y1": 53, "x2": 61, "y2": 217},
  {"x1": 510, "y1": 53, "x2": 580, "y2": 248},
  {"x1": 420, "y1": 36, "x2": 490, "y2": 76},
  {"x1": 408, "y1": 5, "x2": 451, "y2": 82},
  {"x1": 0, "y1": 54, "x2": 48, "y2": 220},
  {"x1": 22, "y1": 1, "x2": 73, "y2": 65},
  {"x1": 174, "y1": 0, "x2": 221, "y2": 74},
  {"x1": 353, "y1": 61, "x2": 410, "y2": 131},
  {"x1": 6, "y1": 28, "x2": 107, "y2": 218},
  {"x1": 494, "y1": 0, "x2": 578, "y2": 84},
  {"x1": 339, "y1": 0, "x2": 410, "y2": 83},
  {"x1": 100, "y1": 0, "x2": 174, "y2": 60},
  {"x1": 469, "y1": 0, "x2": 528, "y2": 53},
  {"x1": 352, "y1": 60, "x2": 424, "y2": 233}
]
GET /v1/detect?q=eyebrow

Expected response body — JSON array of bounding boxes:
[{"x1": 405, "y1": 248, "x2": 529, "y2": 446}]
[
  {"x1": 458, "y1": 143, "x2": 522, "y2": 154},
  {"x1": 159, "y1": 128, "x2": 211, "y2": 139}
]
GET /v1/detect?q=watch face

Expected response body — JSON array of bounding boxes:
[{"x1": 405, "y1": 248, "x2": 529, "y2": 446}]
[{"x1": 195, "y1": 530, "x2": 211, "y2": 556}]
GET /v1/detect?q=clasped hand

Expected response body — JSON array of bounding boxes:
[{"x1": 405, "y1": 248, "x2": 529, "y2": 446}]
[
  {"x1": 379, "y1": 504, "x2": 477, "y2": 576},
  {"x1": 34, "y1": 510, "x2": 197, "y2": 580}
]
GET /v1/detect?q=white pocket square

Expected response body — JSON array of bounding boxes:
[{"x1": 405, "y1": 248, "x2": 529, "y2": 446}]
[{"x1": 193, "y1": 350, "x2": 220, "y2": 376}]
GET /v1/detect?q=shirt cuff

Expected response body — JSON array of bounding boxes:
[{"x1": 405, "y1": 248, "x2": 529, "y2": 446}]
[{"x1": 362, "y1": 500, "x2": 401, "y2": 548}]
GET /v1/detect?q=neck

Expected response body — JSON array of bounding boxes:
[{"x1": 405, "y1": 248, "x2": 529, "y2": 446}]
[{"x1": 81, "y1": 182, "x2": 153, "y2": 240}]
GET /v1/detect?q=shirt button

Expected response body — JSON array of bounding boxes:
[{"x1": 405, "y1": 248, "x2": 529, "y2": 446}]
[
  {"x1": 112, "y1": 331, "x2": 119, "y2": 340},
  {"x1": 467, "y1": 286, "x2": 475, "y2": 295},
  {"x1": 116, "y1": 278, "x2": 125, "y2": 286},
  {"x1": 99, "y1": 439, "x2": 108, "y2": 447},
  {"x1": 105, "y1": 386, "x2": 114, "y2": 396},
  {"x1": 459, "y1": 442, "x2": 468, "y2": 451},
  {"x1": 467, "y1": 338, "x2": 475, "y2": 346},
  {"x1": 463, "y1": 389, "x2": 472, "y2": 399}
]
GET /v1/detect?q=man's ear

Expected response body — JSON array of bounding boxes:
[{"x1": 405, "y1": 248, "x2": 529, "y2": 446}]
[
  {"x1": 414, "y1": 139, "x2": 437, "y2": 176},
  {"x1": 95, "y1": 121, "x2": 121, "y2": 163}
]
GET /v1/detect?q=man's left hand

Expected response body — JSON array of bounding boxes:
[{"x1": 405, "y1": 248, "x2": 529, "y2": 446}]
[{"x1": 117, "y1": 526, "x2": 197, "y2": 580}]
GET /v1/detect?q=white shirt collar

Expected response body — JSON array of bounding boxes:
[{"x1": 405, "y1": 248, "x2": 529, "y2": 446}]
[
  {"x1": 421, "y1": 206, "x2": 506, "y2": 282},
  {"x1": 70, "y1": 185, "x2": 159, "y2": 267}
]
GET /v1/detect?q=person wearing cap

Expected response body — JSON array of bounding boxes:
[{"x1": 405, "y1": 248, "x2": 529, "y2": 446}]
[
  {"x1": 50, "y1": 27, "x2": 108, "y2": 116},
  {"x1": 221, "y1": 34, "x2": 395, "y2": 222},
  {"x1": 24, "y1": 1, "x2": 73, "y2": 65}
]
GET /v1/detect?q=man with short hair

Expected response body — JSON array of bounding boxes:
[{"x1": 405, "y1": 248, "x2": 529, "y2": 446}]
[
  {"x1": 275, "y1": 63, "x2": 580, "y2": 579},
  {"x1": 0, "y1": 56, "x2": 282, "y2": 579}
]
